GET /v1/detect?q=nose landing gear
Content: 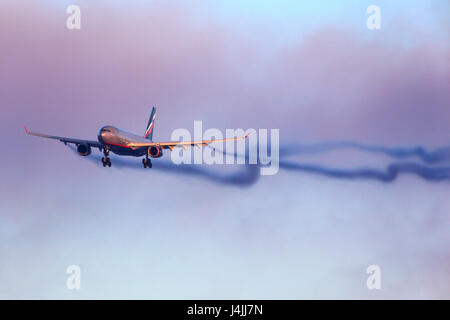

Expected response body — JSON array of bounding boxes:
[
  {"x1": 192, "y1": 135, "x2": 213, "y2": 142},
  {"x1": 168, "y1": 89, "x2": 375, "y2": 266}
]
[
  {"x1": 142, "y1": 156, "x2": 152, "y2": 168},
  {"x1": 102, "y1": 157, "x2": 111, "y2": 167},
  {"x1": 102, "y1": 148, "x2": 112, "y2": 167}
]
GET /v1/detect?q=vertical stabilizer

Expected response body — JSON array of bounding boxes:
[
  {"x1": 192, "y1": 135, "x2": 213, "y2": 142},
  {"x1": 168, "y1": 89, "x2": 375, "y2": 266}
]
[{"x1": 144, "y1": 107, "x2": 156, "y2": 140}]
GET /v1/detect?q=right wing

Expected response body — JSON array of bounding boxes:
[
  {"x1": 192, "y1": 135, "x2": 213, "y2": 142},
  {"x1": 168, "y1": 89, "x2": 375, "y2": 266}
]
[
  {"x1": 129, "y1": 133, "x2": 251, "y2": 151},
  {"x1": 24, "y1": 126, "x2": 103, "y2": 150}
]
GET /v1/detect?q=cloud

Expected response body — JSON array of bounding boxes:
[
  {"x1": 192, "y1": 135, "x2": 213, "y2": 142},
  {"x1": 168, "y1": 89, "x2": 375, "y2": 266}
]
[{"x1": 1, "y1": 1, "x2": 448, "y2": 146}]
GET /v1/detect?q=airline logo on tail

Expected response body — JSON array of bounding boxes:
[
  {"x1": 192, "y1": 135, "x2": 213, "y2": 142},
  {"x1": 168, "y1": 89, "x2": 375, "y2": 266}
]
[{"x1": 144, "y1": 107, "x2": 156, "y2": 140}]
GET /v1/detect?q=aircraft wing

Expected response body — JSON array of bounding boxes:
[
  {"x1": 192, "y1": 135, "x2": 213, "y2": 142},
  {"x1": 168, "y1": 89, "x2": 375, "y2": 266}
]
[
  {"x1": 24, "y1": 126, "x2": 103, "y2": 150},
  {"x1": 130, "y1": 133, "x2": 250, "y2": 151}
]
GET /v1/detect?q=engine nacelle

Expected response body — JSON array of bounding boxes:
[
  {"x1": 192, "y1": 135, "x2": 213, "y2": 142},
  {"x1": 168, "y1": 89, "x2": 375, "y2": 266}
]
[
  {"x1": 148, "y1": 145, "x2": 163, "y2": 158},
  {"x1": 77, "y1": 143, "x2": 92, "y2": 156}
]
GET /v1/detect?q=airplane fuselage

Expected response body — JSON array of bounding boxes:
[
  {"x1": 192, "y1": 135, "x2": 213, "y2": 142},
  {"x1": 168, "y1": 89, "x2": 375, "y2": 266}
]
[{"x1": 98, "y1": 125, "x2": 150, "y2": 157}]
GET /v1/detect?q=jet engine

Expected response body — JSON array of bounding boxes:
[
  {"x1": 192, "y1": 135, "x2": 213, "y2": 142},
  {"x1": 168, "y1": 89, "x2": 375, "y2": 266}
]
[
  {"x1": 148, "y1": 145, "x2": 163, "y2": 158},
  {"x1": 77, "y1": 143, "x2": 92, "y2": 156}
]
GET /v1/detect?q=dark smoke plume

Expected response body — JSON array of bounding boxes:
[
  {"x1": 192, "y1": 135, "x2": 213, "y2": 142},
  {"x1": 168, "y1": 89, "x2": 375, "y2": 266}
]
[
  {"x1": 279, "y1": 161, "x2": 450, "y2": 182},
  {"x1": 280, "y1": 142, "x2": 450, "y2": 164},
  {"x1": 68, "y1": 145, "x2": 260, "y2": 187},
  {"x1": 69, "y1": 142, "x2": 450, "y2": 186}
]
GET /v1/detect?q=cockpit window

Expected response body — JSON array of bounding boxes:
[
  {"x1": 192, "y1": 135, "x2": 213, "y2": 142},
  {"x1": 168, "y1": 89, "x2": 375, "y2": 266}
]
[{"x1": 101, "y1": 129, "x2": 112, "y2": 132}]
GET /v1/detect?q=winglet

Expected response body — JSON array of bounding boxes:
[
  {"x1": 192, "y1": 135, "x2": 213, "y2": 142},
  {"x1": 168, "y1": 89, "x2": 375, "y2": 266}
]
[{"x1": 24, "y1": 126, "x2": 29, "y2": 134}]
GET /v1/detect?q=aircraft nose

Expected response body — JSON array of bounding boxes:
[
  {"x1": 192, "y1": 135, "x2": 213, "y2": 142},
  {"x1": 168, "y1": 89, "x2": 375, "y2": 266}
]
[{"x1": 98, "y1": 127, "x2": 112, "y2": 142}]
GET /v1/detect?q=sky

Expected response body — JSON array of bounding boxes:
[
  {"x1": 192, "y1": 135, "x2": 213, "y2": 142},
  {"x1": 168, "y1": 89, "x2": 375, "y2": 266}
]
[{"x1": 0, "y1": 0, "x2": 449, "y2": 299}]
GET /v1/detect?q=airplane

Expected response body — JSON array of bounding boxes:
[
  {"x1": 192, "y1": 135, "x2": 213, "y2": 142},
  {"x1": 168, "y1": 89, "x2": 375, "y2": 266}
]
[{"x1": 25, "y1": 107, "x2": 248, "y2": 168}]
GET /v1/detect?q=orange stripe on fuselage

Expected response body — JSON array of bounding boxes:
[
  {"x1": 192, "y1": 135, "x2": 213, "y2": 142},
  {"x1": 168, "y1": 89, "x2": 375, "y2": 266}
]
[{"x1": 106, "y1": 142, "x2": 132, "y2": 148}]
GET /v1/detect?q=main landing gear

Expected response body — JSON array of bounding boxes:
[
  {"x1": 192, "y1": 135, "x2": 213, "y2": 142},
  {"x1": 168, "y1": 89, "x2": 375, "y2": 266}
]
[
  {"x1": 142, "y1": 155, "x2": 152, "y2": 168},
  {"x1": 102, "y1": 148, "x2": 112, "y2": 167}
]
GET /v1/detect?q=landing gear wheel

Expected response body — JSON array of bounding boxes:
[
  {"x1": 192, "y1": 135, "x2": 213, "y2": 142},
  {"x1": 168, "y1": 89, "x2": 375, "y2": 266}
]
[
  {"x1": 143, "y1": 158, "x2": 152, "y2": 168},
  {"x1": 102, "y1": 148, "x2": 112, "y2": 167}
]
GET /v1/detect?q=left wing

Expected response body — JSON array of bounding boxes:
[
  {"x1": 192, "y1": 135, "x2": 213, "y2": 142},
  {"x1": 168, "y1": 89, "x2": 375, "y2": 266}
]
[
  {"x1": 25, "y1": 126, "x2": 103, "y2": 150},
  {"x1": 129, "y1": 133, "x2": 251, "y2": 151}
]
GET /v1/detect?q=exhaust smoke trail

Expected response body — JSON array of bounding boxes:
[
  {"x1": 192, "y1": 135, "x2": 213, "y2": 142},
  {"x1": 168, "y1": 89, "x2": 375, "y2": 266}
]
[
  {"x1": 280, "y1": 142, "x2": 450, "y2": 164},
  {"x1": 69, "y1": 142, "x2": 450, "y2": 186},
  {"x1": 279, "y1": 161, "x2": 450, "y2": 182},
  {"x1": 213, "y1": 141, "x2": 450, "y2": 184},
  {"x1": 68, "y1": 145, "x2": 260, "y2": 186}
]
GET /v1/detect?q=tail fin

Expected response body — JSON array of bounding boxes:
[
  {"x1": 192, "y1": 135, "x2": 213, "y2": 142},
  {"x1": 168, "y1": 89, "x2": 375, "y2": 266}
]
[{"x1": 144, "y1": 107, "x2": 156, "y2": 140}]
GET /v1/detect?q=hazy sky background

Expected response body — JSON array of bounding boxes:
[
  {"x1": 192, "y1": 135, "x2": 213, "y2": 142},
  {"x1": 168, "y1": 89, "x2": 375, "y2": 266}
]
[{"x1": 0, "y1": 0, "x2": 449, "y2": 299}]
